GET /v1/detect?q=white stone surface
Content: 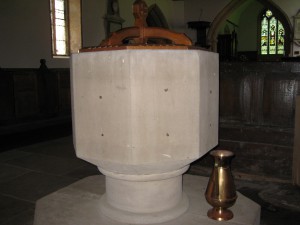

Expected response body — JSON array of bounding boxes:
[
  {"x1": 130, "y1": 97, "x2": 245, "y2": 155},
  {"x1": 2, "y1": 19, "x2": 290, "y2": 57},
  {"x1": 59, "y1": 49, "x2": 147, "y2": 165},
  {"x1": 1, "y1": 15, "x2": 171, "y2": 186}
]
[
  {"x1": 71, "y1": 49, "x2": 219, "y2": 174},
  {"x1": 98, "y1": 166, "x2": 189, "y2": 224},
  {"x1": 71, "y1": 49, "x2": 219, "y2": 223},
  {"x1": 34, "y1": 174, "x2": 261, "y2": 225}
]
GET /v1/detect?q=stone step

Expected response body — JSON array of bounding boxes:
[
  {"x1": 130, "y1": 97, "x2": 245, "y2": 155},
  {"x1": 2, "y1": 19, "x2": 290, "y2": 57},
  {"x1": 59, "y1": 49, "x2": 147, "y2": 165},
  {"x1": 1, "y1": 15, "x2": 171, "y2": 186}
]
[{"x1": 34, "y1": 174, "x2": 260, "y2": 225}]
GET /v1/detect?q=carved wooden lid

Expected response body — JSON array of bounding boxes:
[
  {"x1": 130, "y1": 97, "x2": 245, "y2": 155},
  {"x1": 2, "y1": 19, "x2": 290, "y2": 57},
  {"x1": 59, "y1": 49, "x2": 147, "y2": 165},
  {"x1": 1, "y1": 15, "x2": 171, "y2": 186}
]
[{"x1": 80, "y1": 0, "x2": 199, "y2": 52}]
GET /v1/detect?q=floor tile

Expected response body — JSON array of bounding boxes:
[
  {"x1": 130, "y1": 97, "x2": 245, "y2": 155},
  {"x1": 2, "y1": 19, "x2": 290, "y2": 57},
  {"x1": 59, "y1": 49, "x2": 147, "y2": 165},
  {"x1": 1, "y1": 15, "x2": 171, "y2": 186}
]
[
  {"x1": 2, "y1": 209, "x2": 34, "y2": 225},
  {"x1": 0, "y1": 194, "x2": 33, "y2": 224},
  {"x1": 19, "y1": 136, "x2": 76, "y2": 159},
  {"x1": 65, "y1": 164, "x2": 100, "y2": 179},
  {"x1": 0, "y1": 172, "x2": 78, "y2": 202},
  {"x1": 33, "y1": 175, "x2": 260, "y2": 225},
  {"x1": 0, "y1": 164, "x2": 31, "y2": 183},
  {"x1": 1, "y1": 135, "x2": 299, "y2": 225},
  {"x1": 0, "y1": 150, "x2": 33, "y2": 163},
  {"x1": 5, "y1": 153, "x2": 88, "y2": 176}
]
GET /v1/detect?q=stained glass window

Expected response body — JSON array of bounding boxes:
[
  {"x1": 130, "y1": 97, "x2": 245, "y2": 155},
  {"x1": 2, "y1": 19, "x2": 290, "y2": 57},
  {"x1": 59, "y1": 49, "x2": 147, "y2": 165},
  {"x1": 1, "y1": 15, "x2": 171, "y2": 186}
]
[
  {"x1": 261, "y1": 17, "x2": 268, "y2": 55},
  {"x1": 260, "y1": 9, "x2": 285, "y2": 55},
  {"x1": 277, "y1": 21, "x2": 285, "y2": 54},
  {"x1": 50, "y1": 0, "x2": 69, "y2": 57}
]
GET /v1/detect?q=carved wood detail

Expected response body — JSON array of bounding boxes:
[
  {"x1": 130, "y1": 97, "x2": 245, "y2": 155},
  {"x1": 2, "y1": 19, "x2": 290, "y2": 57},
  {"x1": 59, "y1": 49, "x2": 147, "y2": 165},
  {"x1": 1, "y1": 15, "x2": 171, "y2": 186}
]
[{"x1": 81, "y1": 0, "x2": 192, "y2": 52}]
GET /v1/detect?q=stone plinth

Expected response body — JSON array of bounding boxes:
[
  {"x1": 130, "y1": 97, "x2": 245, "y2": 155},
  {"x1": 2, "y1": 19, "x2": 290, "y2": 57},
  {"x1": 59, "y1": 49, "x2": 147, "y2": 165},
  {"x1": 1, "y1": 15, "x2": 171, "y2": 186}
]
[
  {"x1": 33, "y1": 174, "x2": 261, "y2": 225},
  {"x1": 71, "y1": 49, "x2": 219, "y2": 223}
]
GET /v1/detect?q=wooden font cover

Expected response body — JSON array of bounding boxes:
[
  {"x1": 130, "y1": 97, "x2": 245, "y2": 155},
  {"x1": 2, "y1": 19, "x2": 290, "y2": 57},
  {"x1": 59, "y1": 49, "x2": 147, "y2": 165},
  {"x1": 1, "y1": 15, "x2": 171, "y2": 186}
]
[{"x1": 80, "y1": 0, "x2": 201, "y2": 52}]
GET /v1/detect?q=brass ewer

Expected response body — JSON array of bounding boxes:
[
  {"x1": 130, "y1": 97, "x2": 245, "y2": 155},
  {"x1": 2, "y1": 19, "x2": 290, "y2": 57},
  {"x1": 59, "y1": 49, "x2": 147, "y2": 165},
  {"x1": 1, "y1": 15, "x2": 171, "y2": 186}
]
[{"x1": 205, "y1": 150, "x2": 237, "y2": 221}]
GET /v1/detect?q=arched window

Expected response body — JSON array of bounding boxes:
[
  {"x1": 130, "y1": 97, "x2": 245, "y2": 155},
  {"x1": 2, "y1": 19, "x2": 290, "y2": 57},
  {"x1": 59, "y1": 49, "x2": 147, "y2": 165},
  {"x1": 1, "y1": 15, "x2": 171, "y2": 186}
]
[{"x1": 260, "y1": 9, "x2": 285, "y2": 55}]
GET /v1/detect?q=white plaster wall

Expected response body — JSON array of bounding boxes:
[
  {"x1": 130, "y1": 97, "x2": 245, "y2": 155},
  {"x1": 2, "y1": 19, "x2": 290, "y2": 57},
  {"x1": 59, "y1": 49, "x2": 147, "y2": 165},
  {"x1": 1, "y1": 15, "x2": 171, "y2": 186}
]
[
  {"x1": 236, "y1": 0, "x2": 300, "y2": 54},
  {"x1": 81, "y1": 0, "x2": 106, "y2": 48},
  {"x1": 118, "y1": 0, "x2": 134, "y2": 28},
  {"x1": 119, "y1": 0, "x2": 181, "y2": 29},
  {"x1": 273, "y1": 0, "x2": 299, "y2": 25},
  {"x1": 184, "y1": 0, "x2": 231, "y2": 44},
  {"x1": 237, "y1": 1, "x2": 264, "y2": 52},
  {"x1": 273, "y1": 0, "x2": 300, "y2": 56},
  {"x1": 184, "y1": 0, "x2": 300, "y2": 52},
  {"x1": 170, "y1": 1, "x2": 185, "y2": 33},
  {"x1": 1, "y1": 0, "x2": 299, "y2": 68},
  {"x1": 0, "y1": 0, "x2": 182, "y2": 68},
  {"x1": 0, "y1": 0, "x2": 69, "y2": 68}
]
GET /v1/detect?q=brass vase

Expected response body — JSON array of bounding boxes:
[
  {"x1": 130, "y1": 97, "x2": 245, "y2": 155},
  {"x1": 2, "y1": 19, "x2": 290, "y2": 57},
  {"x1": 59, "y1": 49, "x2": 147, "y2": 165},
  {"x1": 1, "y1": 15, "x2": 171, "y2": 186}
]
[{"x1": 205, "y1": 150, "x2": 237, "y2": 221}]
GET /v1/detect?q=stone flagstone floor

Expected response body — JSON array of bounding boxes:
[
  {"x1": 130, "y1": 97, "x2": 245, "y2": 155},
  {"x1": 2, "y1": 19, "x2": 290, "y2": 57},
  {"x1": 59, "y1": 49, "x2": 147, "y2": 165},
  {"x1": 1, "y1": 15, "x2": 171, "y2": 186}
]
[{"x1": 0, "y1": 136, "x2": 300, "y2": 225}]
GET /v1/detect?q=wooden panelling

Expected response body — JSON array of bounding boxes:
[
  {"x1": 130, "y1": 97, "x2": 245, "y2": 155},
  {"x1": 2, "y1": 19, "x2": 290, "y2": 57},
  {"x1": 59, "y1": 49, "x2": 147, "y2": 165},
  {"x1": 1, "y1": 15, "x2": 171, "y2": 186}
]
[
  {"x1": 293, "y1": 96, "x2": 300, "y2": 186},
  {"x1": 201, "y1": 62, "x2": 300, "y2": 181},
  {"x1": 13, "y1": 71, "x2": 39, "y2": 117},
  {"x1": 220, "y1": 62, "x2": 300, "y2": 128},
  {"x1": 0, "y1": 70, "x2": 14, "y2": 122},
  {"x1": 0, "y1": 68, "x2": 70, "y2": 125},
  {"x1": 263, "y1": 72, "x2": 299, "y2": 127},
  {"x1": 219, "y1": 71, "x2": 243, "y2": 122},
  {"x1": 57, "y1": 70, "x2": 71, "y2": 115}
]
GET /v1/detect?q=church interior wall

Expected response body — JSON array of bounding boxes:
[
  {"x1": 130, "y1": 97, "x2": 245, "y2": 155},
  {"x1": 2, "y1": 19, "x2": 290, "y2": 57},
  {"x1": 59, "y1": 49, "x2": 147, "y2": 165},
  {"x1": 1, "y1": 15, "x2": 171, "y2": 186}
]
[
  {"x1": 0, "y1": 0, "x2": 69, "y2": 68},
  {"x1": 1, "y1": 0, "x2": 299, "y2": 68},
  {"x1": 81, "y1": 0, "x2": 106, "y2": 48},
  {"x1": 235, "y1": 1, "x2": 263, "y2": 52}
]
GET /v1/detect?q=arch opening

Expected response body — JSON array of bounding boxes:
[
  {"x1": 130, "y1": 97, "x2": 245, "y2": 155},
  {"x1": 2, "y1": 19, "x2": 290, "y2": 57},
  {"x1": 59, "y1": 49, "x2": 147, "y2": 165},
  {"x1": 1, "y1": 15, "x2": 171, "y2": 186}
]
[{"x1": 207, "y1": 0, "x2": 292, "y2": 60}]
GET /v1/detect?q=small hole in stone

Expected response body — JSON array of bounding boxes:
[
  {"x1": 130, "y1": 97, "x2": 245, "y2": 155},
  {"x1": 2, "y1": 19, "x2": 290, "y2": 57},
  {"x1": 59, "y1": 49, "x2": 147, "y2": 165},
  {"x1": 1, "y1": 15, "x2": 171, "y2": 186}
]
[
  {"x1": 166, "y1": 133, "x2": 169, "y2": 136},
  {"x1": 101, "y1": 133, "x2": 104, "y2": 136},
  {"x1": 210, "y1": 90, "x2": 212, "y2": 94},
  {"x1": 210, "y1": 124, "x2": 212, "y2": 127},
  {"x1": 99, "y1": 96, "x2": 102, "y2": 99},
  {"x1": 164, "y1": 88, "x2": 168, "y2": 92}
]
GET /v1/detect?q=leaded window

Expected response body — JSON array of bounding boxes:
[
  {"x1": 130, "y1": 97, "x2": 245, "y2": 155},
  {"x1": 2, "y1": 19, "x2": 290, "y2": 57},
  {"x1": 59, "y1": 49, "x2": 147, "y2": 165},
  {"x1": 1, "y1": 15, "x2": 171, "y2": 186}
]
[
  {"x1": 50, "y1": 0, "x2": 69, "y2": 57},
  {"x1": 260, "y1": 9, "x2": 285, "y2": 55}
]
